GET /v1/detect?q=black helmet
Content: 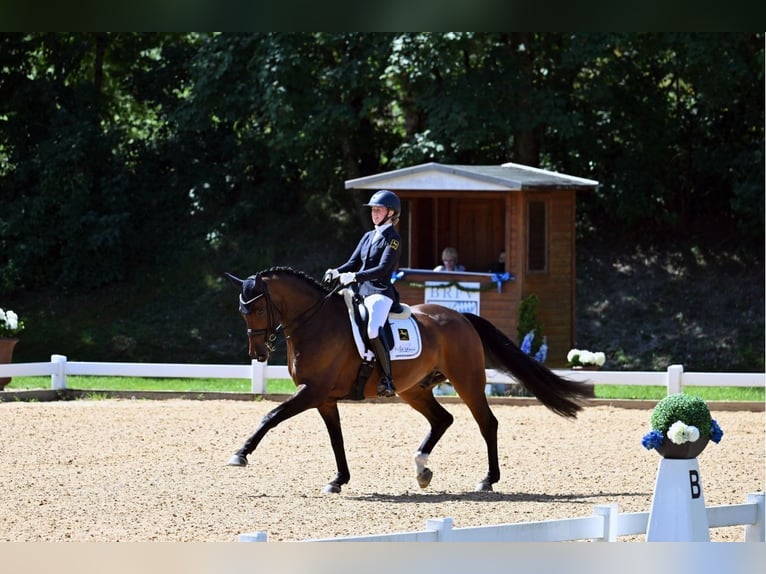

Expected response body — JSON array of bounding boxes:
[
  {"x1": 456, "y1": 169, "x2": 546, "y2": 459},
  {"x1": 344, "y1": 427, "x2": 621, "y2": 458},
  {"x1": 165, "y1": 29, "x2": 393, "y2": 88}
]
[{"x1": 364, "y1": 190, "x2": 401, "y2": 215}]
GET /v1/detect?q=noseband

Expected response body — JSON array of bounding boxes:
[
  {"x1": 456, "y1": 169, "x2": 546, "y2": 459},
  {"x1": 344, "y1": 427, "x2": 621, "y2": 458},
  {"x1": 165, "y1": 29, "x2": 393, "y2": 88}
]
[{"x1": 239, "y1": 281, "x2": 280, "y2": 353}]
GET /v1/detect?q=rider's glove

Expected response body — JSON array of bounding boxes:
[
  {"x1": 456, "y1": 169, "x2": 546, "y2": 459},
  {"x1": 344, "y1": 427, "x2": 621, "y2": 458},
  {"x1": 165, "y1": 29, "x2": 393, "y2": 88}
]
[
  {"x1": 339, "y1": 272, "x2": 356, "y2": 286},
  {"x1": 324, "y1": 268, "x2": 340, "y2": 282}
]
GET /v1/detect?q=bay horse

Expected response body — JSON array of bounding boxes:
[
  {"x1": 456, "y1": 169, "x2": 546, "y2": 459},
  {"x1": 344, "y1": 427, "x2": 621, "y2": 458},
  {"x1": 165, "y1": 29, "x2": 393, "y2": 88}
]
[{"x1": 224, "y1": 267, "x2": 592, "y2": 494}]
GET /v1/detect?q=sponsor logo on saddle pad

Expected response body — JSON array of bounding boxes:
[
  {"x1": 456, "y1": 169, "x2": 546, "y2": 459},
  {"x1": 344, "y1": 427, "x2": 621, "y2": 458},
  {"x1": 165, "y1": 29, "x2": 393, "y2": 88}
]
[{"x1": 390, "y1": 318, "x2": 421, "y2": 359}]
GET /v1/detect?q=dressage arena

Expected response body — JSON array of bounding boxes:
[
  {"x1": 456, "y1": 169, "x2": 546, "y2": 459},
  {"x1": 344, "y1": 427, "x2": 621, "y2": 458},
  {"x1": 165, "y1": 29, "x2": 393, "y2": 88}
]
[{"x1": 0, "y1": 397, "x2": 763, "y2": 542}]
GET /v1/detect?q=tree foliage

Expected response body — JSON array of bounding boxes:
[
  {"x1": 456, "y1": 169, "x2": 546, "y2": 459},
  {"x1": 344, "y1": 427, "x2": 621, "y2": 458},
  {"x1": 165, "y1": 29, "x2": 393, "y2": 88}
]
[{"x1": 1, "y1": 32, "x2": 762, "y2": 295}]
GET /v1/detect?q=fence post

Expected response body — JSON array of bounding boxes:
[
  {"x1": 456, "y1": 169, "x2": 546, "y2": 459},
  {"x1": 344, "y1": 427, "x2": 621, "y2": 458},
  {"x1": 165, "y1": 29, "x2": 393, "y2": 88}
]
[
  {"x1": 51, "y1": 354, "x2": 68, "y2": 390},
  {"x1": 238, "y1": 531, "x2": 268, "y2": 542},
  {"x1": 593, "y1": 503, "x2": 618, "y2": 542},
  {"x1": 666, "y1": 364, "x2": 683, "y2": 395},
  {"x1": 744, "y1": 492, "x2": 765, "y2": 542},
  {"x1": 425, "y1": 517, "x2": 454, "y2": 541},
  {"x1": 251, "y1": 359, "x2": 266, "y2": 394}
]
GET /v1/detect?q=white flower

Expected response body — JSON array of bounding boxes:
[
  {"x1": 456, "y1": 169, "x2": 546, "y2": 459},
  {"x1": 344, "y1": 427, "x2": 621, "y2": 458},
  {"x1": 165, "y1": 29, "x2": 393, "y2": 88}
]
[
  {"x1": 5, "y1": 310, "x2": 18, "y2": 330},
  {"x1": 667, "y1": 421, "x2": 701, "y2": 445},
  {"x1": 0, "y1": 307, "x2": 24, "y2": 336},
  {"x1": 567, "y1": 348, "x2": 606, "y2": 366}
]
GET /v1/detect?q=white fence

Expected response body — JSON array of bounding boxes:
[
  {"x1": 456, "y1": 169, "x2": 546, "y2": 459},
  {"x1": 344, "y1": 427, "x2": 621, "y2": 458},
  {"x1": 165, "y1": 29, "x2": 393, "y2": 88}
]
[
  {"x1": 0, "y1": 355, "x2": 764, "y2": 396},
  {"x1": 238, "y1": 492, "x2": 765, "y2": 542}
]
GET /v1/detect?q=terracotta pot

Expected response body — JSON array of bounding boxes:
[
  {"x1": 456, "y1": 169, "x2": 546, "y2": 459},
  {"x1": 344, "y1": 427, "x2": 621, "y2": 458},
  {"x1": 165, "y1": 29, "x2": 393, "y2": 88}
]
[
  {"x1": 0, "y1": 338, "x2": 19, "y2": 390},
  {"x1": 656, "y1": 436, "x2": 709, "y2": 459}
]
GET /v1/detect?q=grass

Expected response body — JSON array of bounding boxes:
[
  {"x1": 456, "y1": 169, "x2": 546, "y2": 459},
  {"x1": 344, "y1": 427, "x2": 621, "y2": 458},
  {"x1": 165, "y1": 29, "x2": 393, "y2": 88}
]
[
  {"x1": 593, "y1": 384, "x2": 764, "y2": 402},
  {"x1": 5, "y1": 376, "x2": 295, "y2": 394},
  {"x1": 5, "y1": 376, "x2": 763, "y2": 401}
]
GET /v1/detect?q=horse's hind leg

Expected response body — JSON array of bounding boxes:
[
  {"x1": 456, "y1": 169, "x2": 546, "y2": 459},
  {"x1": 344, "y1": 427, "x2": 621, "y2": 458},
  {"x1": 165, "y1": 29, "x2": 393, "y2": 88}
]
[
  {"x1": 398, "y1": 390, "x2": 454, "y2": 489},
  {"x1": 458, "y1": 388, "x2": 499, "y2": 491}
]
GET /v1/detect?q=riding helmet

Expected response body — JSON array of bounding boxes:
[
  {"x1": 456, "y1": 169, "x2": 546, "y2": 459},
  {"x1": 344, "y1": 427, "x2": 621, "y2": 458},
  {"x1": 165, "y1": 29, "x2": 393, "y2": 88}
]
[{"x1": 364, "y1": 189, "x2": 401, "y2": 215}]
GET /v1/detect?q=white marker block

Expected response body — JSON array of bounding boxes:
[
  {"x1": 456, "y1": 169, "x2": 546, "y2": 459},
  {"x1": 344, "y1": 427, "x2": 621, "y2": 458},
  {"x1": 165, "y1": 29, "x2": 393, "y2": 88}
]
[{"x1": 646, "y1": 457, "x2": 710, "y2": 541}]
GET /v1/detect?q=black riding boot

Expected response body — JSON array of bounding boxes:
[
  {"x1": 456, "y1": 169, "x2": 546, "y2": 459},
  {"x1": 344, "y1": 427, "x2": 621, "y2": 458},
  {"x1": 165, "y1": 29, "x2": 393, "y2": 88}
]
[{"x1": 369, "y1": 335, "x2": 395, "y2": 397}]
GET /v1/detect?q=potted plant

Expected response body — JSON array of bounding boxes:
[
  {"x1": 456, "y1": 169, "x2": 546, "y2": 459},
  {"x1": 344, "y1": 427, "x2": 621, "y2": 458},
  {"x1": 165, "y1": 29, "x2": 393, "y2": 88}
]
[
  {"x1": 566, "y1": 348, "x2": 606, "y2": 370},
  {"x1": 0, "y1": 307, "x2": 25, "y2": 390},
  {"x1": 641, "y1": 393, "x2": 724, "y2": 459}
]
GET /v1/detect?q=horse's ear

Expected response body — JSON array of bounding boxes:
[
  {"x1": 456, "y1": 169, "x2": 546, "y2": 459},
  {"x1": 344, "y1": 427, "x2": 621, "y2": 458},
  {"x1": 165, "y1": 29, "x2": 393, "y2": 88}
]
[{"x1": 224, "y1": 272, "x2": 244, "y2": 288}]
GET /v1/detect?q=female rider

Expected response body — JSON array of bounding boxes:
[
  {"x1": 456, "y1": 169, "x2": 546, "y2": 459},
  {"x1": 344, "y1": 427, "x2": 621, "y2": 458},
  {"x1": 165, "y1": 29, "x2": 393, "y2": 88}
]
[{"x1": 326, "y1": 190, "x2": 402, "y2": 397}]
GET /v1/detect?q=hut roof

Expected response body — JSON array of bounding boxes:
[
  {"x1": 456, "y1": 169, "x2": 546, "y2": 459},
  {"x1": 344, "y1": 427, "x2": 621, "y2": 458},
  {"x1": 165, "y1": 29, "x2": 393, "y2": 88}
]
[{"x1": 345, "y1": 162, "x2": 599, "y2": 192}]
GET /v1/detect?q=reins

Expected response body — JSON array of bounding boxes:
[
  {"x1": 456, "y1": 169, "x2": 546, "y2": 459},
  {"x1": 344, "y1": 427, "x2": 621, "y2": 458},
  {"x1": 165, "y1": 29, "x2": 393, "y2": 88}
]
[{"x1": 281, "y1": 281, "x2": 342, "y2": 338}]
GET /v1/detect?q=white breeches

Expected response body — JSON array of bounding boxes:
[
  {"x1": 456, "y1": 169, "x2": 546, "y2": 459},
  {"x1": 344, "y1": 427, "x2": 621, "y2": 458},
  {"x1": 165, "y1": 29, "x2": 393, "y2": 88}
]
[{"x1": 364, "y1": 293, "x2": 393, "y2": 340}]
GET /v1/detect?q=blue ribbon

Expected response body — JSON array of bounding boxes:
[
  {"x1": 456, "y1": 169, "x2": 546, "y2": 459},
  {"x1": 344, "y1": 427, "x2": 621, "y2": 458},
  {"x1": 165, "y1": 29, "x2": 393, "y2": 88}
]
[
  {"x1": 391, "y1": 270, "x2": 405, "y2": 284},
  {"x1": 491, "y1": 272, "x2": 511, "y2": 293}
]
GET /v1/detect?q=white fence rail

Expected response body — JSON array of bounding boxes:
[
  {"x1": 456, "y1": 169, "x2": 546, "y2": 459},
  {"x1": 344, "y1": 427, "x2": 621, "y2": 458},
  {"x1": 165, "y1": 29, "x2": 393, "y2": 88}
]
[
  {"x1": 0, "y1": 355, "x2": 764, "y2": 395},
  {"x1": 239, "y1": 492, "x2": 765, "y2": 542}
]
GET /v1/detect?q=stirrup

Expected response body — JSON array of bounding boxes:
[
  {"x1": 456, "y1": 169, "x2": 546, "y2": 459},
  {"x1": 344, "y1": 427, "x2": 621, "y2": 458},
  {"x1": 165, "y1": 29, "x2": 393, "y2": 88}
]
[{"x1": 377, "y1": 377, "x2": 395, "y2": 398}]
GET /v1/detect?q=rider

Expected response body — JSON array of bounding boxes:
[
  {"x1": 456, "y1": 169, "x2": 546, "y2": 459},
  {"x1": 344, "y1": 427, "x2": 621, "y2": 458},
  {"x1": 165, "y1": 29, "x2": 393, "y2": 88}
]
[{"x1": 326, "y1": 189, "x2": 402, "y2": 398}]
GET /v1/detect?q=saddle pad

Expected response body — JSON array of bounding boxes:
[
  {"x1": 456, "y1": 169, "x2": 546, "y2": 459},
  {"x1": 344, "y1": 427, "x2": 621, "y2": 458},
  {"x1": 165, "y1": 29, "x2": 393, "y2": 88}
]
[{"x1": 350, "y1": 316, "x2": 422, "y2": 361}]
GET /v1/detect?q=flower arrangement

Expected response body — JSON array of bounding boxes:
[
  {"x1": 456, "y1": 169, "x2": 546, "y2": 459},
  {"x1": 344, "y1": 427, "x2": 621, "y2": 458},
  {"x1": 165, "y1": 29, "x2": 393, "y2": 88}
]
[
  {"x1": 0, "y1": 308, "x2": 24, "y2": 338},
  {"x1": 641, "y1": 393, "x2": 723, "y2": 456},
  {"x1": 566, "y1": 348, "x2": 605, "y2": 368}
]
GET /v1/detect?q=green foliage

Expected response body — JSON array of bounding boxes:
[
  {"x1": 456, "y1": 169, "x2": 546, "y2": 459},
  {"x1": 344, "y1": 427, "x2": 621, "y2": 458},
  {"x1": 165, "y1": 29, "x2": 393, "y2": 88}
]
[
  {"x1": 517, "y1": 294, "x2": 544, "y2": 351},
  {"x1": 650, "y1": 394, "x2": 713, "y2": 438},
  {"x1": 1, "y1": 32, "x2": 763, "y2": 297}
]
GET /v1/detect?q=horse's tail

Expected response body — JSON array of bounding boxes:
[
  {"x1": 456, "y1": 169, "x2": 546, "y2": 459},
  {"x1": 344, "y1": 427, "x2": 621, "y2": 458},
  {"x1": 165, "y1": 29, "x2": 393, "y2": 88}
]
[{"x1": 462, "y1": 312, "x2": 593, "y2": 418}]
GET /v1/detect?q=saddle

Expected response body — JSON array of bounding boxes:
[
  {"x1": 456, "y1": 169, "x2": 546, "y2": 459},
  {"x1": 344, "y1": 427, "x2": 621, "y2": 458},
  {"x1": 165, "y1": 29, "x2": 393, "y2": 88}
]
[
  {"x1": 340, "y1": 287, "x2": 421, "y2": 358},
  {"x1": 340, "y1": 287, "x2": 422, "y2": 400}
]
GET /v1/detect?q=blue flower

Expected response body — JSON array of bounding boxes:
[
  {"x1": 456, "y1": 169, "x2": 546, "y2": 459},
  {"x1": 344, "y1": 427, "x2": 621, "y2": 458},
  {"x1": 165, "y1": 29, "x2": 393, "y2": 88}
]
[
  {"x1": 641, "y1": 430, "x2": 665, "y2": 450},
  {"x1": 534, "y1": 337, "x2": 548, "y2": 363},
  {"x1": 710, "y1": 419, "x2": 724, "y2": 443},
  {"x1": 521, "y1": 330, "x2": 535, "y2": 355}
]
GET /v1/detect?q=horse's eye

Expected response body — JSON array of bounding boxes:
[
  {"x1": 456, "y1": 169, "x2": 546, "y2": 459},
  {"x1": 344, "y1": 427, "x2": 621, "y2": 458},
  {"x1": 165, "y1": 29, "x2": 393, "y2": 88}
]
[{"x1": 255, "y1": 306, "x2": 265, "y2": 317}]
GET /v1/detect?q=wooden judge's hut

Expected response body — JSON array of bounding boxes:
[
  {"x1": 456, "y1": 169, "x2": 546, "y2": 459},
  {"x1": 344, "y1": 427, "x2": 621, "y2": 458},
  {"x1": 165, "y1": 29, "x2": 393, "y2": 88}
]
[{"x1": 345, "y1": 162, "x2": 599, "y2": 367}]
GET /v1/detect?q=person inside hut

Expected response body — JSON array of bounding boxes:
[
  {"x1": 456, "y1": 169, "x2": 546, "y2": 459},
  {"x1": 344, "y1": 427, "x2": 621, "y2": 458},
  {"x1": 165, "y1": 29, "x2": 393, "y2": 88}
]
[
  {"x1": 489, "y1": 250, "x2": 506, "y2": 273},
  {"x1": 433, "y1": 246, "x2": 466, "y2": 272}
]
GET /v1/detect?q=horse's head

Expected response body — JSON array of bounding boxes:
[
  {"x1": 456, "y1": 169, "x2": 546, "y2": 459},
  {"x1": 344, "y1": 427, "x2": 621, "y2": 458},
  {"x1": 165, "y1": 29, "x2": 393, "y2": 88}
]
[{"x1": 225, "y1": 272, "x2": 278, "y2": 362}]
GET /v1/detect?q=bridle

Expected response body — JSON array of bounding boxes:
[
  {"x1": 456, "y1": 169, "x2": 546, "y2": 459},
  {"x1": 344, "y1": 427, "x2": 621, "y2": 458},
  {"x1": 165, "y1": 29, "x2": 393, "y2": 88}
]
[
  {"x1": 239, "y1": 273, "x2": 344, "y2": 356},
  {"x1": 239, "y1": 280, "x2": 280, "y2": 354}
]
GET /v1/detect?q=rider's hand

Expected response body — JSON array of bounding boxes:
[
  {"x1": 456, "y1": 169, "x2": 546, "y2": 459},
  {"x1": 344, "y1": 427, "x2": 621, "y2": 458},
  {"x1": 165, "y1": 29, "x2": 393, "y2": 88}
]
[
  {"x1": 323, "y1": 268, "x2": 340, "y2": 283},
  {"x1": 339, "y1": 272, "x2": 356, "y2": 286}
]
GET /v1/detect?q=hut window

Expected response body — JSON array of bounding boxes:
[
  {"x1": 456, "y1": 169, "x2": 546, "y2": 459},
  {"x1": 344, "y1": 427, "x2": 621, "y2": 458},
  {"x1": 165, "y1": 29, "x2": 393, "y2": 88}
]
[{"x1": 527, "y1": 200, "x2": 547, "y2": 272}]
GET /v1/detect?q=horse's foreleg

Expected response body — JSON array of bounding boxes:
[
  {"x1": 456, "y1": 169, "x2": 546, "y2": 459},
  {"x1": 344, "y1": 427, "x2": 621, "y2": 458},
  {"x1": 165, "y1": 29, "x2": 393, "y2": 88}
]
[
  {"x1": 227, "y1": 385, "x2": 315, "y2": 466},
  {"x1": 316, "y1": 401, "x2": 350, "y2": 494}
]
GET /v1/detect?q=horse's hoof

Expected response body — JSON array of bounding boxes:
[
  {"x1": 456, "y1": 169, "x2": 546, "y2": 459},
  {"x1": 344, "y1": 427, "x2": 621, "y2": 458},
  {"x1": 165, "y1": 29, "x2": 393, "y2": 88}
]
[
  {"x1": 417, "y1": 467, "x2": 433, "y2": 489},
  {"x1": 226, "y1": 454, "x2": 248, "y2": 467},
  {"x1": 322, "y1": 483, "x2": 342, "y2": 494},
  {"x1": 475, "y1": 480, "x2": 494, "y2": 492}
]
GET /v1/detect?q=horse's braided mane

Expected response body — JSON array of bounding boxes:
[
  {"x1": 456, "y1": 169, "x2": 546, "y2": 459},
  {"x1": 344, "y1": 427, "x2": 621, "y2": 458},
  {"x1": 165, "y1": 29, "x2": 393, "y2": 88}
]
[{"x1": 251, "y1": 266, "x2": 332, "y2": 295}]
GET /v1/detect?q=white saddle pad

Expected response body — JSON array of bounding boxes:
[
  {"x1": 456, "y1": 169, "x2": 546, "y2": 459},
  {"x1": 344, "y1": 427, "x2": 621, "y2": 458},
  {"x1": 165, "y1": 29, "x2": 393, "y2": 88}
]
[{"x1": 349, "y1": 316, "x2": 422, "y2": 361}]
